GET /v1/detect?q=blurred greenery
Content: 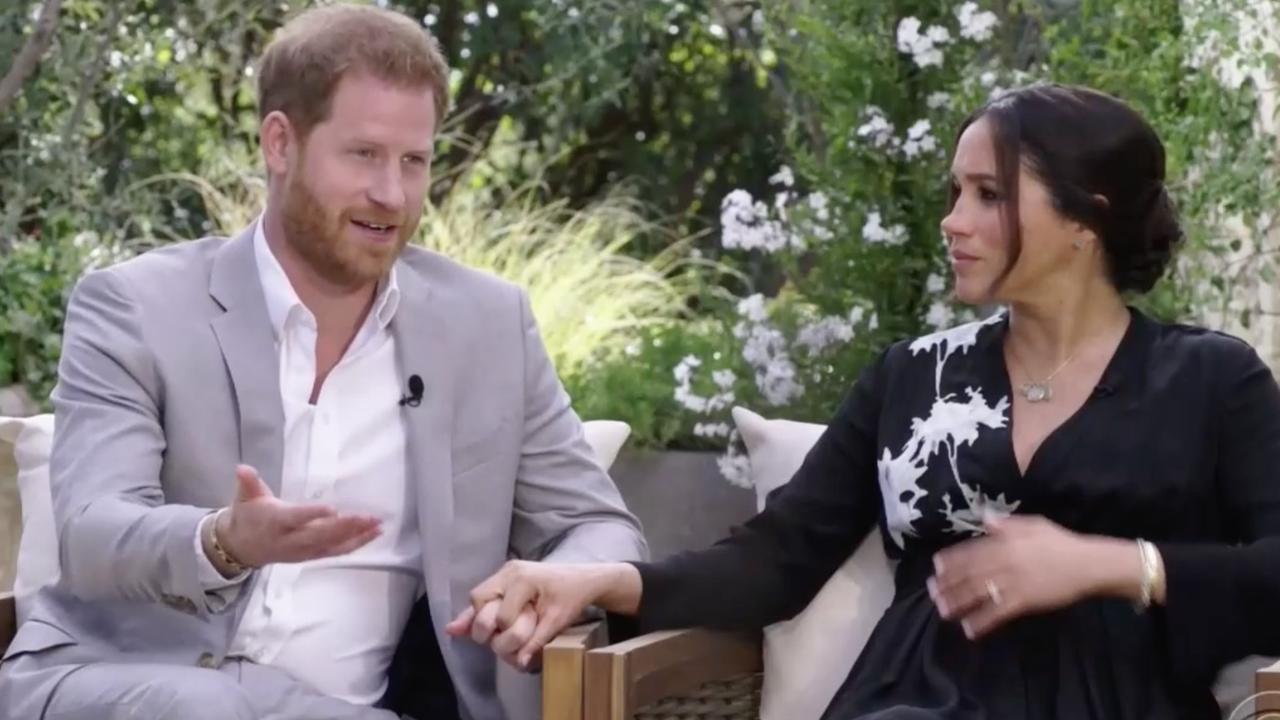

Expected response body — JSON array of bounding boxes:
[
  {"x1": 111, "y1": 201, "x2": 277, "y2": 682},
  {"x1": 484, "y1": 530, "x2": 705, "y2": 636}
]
[{"x1": 0, "y1": 0, "x2": 786, "y2": 408}]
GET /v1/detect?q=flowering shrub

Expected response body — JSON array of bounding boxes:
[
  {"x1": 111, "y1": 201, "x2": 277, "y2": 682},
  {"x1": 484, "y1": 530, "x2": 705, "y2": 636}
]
[{"x1": 657, "y1": 0, "x2": 1280, "y2": 485}]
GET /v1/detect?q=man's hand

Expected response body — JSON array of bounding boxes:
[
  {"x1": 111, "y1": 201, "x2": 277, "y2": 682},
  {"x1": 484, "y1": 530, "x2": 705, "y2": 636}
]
[
  {"x1": 446, "y1": 599, "x2": 542, "y2": 671},
  {"x1": 207, "y1": 465, "x2": 383, "y2": 570}
]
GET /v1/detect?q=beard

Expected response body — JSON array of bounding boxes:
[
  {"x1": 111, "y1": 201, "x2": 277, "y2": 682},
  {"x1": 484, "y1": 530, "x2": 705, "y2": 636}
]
[{"x1": 280, "y1": 168, "x2": 419, "y2": 289}]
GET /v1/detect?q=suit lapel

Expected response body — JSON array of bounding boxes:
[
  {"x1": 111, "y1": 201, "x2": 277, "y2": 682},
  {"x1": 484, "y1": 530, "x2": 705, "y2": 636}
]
[
  {"x1": 391, "y1": 264, "x2": 456, "y2": 616},
  {"x1": 208, "y1": 223, "x2": 285, "y2": 495}
]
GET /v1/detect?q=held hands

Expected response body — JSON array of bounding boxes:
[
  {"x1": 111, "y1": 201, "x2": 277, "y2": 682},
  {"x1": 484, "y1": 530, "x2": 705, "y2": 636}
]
[
  {"x1": 206, "y1": 465, "x2": 383, "y2": 573},
  {"x1": 445, "y1": 561, "x2": 641, "y2": 671},
  {"x1": 927, "y1": 514, "x2": 1143, "y2": 640}
]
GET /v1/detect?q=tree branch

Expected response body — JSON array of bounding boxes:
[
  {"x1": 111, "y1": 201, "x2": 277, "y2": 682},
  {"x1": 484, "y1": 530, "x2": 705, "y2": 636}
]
[{"x1": 0, "y1": 0, "x2": 65, "y2": 116}]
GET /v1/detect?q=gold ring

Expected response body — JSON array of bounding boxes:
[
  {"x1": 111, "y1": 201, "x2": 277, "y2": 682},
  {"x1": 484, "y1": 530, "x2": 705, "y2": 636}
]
[{"x1": 985, "y1": 579, "x2": 1002, "y2": 606}]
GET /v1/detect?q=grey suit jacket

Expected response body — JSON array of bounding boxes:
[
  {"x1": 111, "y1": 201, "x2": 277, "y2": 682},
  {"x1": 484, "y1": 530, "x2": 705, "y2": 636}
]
[{"x1": 1, "y1": 223, "x2": 648, "y2": 719}]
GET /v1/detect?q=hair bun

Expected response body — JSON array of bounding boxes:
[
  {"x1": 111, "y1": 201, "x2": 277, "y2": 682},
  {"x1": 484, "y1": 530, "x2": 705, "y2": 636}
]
[{"x1": 1113, "y1": 182, "x2": 1183, "y2": 293}]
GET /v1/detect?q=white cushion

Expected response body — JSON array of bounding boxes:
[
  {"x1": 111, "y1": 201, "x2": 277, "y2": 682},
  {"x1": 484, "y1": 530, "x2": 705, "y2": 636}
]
[
  {"x1": 0, "y1": 414, "x2": 58, "y2": 623},
  {"x1": 581, "y1": 420, "x2": 631, "y2": 470},
  {"x1": 731, "y1": 406, "x2": 895, "y2": 720},
  {"x1": 0, "y1": 414, "x2": 630, "y2": 631}
]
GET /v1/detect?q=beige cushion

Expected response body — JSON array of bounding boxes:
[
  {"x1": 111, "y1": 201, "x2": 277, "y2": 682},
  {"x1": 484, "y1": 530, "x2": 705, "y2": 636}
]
[
  {"x1": 581, "y1": 420, "x2": 631, "y2": 470},
  {"x1": 731, "y1": 406, "x2": 895, "y2": 720},
  {"x1": 0, "y1": 414, "x2": 58, "y2": 622}
]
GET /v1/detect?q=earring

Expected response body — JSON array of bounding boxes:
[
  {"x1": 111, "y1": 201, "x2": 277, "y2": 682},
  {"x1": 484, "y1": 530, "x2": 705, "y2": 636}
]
[{"x1": 1073, "y1": 238, "x2": 1086, "y2": 250}]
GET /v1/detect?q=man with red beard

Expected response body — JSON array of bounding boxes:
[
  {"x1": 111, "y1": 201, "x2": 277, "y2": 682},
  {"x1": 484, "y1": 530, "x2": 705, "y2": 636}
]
[{"x1": 0, "y1": 5, "x2": 646, "y2": 720}]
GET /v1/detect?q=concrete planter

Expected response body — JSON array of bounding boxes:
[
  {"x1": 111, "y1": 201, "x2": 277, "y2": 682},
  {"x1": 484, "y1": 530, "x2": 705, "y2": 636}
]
[{"x1": 609, "y1": 449, "x2": 757, "y2": 561}]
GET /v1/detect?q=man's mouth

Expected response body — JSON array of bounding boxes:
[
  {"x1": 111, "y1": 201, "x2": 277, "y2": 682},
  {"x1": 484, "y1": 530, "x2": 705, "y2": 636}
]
[{"x1": 351, "y1": 219, "x2": 397, "y2": 234}]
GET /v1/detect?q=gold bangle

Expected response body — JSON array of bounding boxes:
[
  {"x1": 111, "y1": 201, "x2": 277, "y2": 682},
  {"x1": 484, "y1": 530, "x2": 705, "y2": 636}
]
[
  {"x1": 209, "y1": 508, "x2": 250, "y2": 574},
  {"x1": 1135, "y1": 539, "x2": 1158, "y2": 611}
]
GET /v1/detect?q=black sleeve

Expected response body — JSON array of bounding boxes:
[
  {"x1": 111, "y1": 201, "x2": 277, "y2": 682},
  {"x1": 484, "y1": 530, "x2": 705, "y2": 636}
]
[
  {"x1": 629, "y1": 347, "x2": 891, "y2": 632},
  {"x1": 1157, "y1": 338, "x2": 1280, "y2": 683}
]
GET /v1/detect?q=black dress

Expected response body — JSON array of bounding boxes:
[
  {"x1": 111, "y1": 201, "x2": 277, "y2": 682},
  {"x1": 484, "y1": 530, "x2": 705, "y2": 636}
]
[{"x1": 631, "y1": 308, "x2": 1280, "y2": 719}]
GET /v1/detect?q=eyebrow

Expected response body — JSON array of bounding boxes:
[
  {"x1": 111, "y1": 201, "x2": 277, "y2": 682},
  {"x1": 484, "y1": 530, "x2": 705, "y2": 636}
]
[
  {"x1": 950, "y1": 171, "x2": 999, "y2": 183},
  {"x1": 347, "y1": 137, "x2": 433, "y2": 152}
]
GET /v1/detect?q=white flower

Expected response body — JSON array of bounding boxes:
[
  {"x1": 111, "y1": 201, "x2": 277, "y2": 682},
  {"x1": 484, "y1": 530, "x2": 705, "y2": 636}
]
[
  {"x1": 720, "y1": 189, "x2": 801, "y2": 254},
  {"x1": 795, "y1": 316, "x2": 855, "y2": 356},
  {"x1": 734, "y1": 306, "x2": 805, "y2": 406},
  {"x1": 910, "y1": 311, "x2": 1005, "y2": 394},
  {"x1": 926, "y1": 25, "x2": 952, "y2": 44},
  {"x1": 769, "y1": 165, "x2": 795, "y2": 188},
  {"x1": 926, "y1": 273, "x2": 947, "y2": 294},
  {"x1": 897, "y1": 17, "x2": 951, "y2": 69},
  {"x1": 908, "y1": 119, "x2": 933, "y2": 139},
  {"x1": 712, "y1": 369, "x2": 737, "y2": 390},
  {"x1": 925, "y1": 301, "x2": 956, "y2": 330},
  {"x1": 956, "y1": 2, "x2": 999, "y2": 42},
  {"x1": 675, "y1": 387, "x2": 709, "y2": 413},
  {"x1": 674, "y1": 354, "x2": 702, "y2": 378},
  {"x1": 902, "y1": 119, "x2": 939, "y2": 159},
  {"x1": 736, "y1": 293, "x2": 769, "y2": 323},
  {"x1": 915, "y1": 47, "x2": 944, "y2": 68},
  {"x1": 926, "y1": 91, "x2": 952, "y2": 110},
  {"x1": 757, "y1": 358, "x2": 804, "y2": 406},
  {"x1": 807, "y1": 192, "x2": 830, "y2": 221},
  {"x1": 716, "y1": 447, "x2": 753, "y2": 488},
  {"x1": 855, "y1": 106, "x2": 897, "y2": 149},
  {"x1": 694, "y1": 422, "x2": 733, "y2": 438},
  {"x1": 877, "y1": 446, "x2": 929, "y2": 547},
  {"x1": 979, "y1": 70, "x2": 998, "y2": 87},
  {"x1": 896, "y1": 16, "x2": 923, "y2": 52},
  {"x1": 463, "y1": 10, "x2": 480, "y2": 25},
  {"x1": 862, "y1": 211, "x2": 909, "y2": 245}
]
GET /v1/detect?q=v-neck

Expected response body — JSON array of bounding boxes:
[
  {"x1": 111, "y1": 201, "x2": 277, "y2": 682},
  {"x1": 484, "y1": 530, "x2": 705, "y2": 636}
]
[{"x1": 989, "y1": 307, "x2": 1143, "y2": 480}]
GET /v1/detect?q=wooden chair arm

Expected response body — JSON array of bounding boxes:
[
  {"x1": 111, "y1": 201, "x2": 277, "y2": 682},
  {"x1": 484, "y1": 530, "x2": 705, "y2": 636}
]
[
  {"x1": 1257, "y1": 660, "x2": 1280, "y2": 712},
  {"x1": 541, "y1": 620, "x2": 609, "y2": 720},
  {"x1": 584, "y1": 628, "x2": 762, "y2": 720},
  {"x1": 0, "y1": 591, "x2": 14, "y2": 656}
]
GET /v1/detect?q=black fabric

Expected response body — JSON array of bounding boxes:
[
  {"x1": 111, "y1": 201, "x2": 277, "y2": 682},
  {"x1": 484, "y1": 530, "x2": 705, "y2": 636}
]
[
  {"x1": 380, "y1": 595, "x2": 461, "y2": 720},
  {"x1": 631, "y1": 308, "x2": 1280, "y2": 719}
]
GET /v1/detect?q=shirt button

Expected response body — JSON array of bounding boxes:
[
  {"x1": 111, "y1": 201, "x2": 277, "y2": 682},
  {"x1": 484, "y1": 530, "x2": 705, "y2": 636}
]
[{"x1": 196, "y1": 652, "x2": 218, "y2": 669}]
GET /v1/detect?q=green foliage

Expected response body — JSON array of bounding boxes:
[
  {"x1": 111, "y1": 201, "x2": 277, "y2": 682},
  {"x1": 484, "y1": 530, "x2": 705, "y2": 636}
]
[
  {"x1": 642, "y1": 0, "x2": 1280, "y2": 455},
  {"x1": 0, "y1": 235, "x2": 85, "y2": 403},
  {"x1": 0, "y1": 0, "x2": 785, "y2": 406}
]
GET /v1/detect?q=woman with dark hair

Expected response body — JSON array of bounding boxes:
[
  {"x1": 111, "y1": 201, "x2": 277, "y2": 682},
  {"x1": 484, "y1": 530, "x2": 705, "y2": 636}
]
[{"x1": 449, "y1": 84, "x2": 1280, "y2": 718}]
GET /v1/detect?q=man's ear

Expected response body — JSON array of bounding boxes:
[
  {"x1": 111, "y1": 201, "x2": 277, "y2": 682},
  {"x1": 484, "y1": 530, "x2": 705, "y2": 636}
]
[{"x1": 260, "y1": 111, "x2": 297, "y2": 177}]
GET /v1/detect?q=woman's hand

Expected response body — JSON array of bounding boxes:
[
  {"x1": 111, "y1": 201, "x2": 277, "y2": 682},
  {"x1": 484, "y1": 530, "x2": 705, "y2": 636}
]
[
  {"x1": 445, "y1": 560, "x2": 642, "y2": 668},
  {"x1": 928, "y1": 515, "x2": 1143, "y2": 639}
]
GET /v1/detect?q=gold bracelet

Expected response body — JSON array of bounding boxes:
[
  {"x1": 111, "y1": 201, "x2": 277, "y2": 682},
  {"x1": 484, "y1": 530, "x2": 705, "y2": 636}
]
[
  {"x1": 1135, "y1": 538, "x2": 1158, "y2": 611},
  {"x1": 209, "y1": 508, "x2": 250, "y2": 574}
]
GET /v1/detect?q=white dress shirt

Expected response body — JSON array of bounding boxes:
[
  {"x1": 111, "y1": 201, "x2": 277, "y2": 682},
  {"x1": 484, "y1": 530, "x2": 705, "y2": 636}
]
[{"x1": 194, "y1": 217, "x2": 423, "y2": 705}]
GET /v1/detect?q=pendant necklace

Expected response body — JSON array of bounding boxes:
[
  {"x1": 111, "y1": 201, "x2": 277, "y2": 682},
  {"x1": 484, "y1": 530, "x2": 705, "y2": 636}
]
[{"x1": 1008, "y1": 345, "x2": 1076, "y2": 403}]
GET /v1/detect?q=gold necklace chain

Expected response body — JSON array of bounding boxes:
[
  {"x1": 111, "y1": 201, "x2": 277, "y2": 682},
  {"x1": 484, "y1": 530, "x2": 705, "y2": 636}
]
[{"x1": 1007, "y1": 343, "x2": 1077, "y2": 403}]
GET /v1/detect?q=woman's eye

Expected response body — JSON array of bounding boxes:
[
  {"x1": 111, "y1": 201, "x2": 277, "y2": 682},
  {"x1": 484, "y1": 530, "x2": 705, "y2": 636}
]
[{"x1": 979, "y1": 187, "x2": 1002, "y2": 202}]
